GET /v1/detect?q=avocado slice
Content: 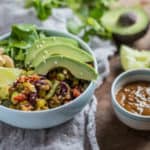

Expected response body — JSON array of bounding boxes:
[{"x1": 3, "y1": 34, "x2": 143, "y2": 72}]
[
  {"x1": 25, "y1": 37, "x2": 78, "y2": 65},
  {"x1": 0, "y1": 67, "x2": 22, "y2": 86},
  {"x1": 31, "y1": 44, "x2": 93, "y2": 67},
  {"x1": 101, "y1": 7, "x2": 149, "y2": 43},
  {"x1": 35, "y1": 56, "x2": 97, "y2": 81}
]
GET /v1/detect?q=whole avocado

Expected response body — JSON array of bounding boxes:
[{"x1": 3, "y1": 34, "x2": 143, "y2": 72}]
[{"x1": 101, "y1": 7, "x2": 149, "y2": 44}]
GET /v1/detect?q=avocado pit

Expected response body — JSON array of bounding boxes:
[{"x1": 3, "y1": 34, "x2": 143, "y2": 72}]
[{"x1": 118, "y1": 12, "x2": 137, "y2": 27}]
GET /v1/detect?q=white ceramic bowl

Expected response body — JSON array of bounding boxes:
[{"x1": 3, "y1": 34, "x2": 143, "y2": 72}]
[
  {"x1": 0, "y1": 28, "x2": 98, "y2": 129},
  {"x1": 111, "y1": 69, "x2": 150, "y2": 130}
]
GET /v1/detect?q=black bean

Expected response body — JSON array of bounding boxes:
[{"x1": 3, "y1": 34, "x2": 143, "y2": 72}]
[
  {"x1": 28, "y1": 92, "x2": 37, "y2": 106},
  {"x1": 61, "y1": 82, "x2": 68, "y2": 94},
  {"x1": 12, "y1": 80, "x2": 19, "y2": 88},
  {"x1": 56, "y1": 82, "x2": 68, "y2": 96}
]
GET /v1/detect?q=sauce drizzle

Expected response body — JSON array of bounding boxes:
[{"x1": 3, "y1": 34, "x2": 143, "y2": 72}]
[{"x1": 116, "y1": 81, "x2": 150, "y2": 116}]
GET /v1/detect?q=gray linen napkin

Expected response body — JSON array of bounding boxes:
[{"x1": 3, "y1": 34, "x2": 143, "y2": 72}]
[{"x1": 0, "y1": 1, "x2": 116, "y2": 150}]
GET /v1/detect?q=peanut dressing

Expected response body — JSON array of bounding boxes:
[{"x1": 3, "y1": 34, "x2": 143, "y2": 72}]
[{"x1": 116, "y1": 81, "x2": 150, "y2": 116}]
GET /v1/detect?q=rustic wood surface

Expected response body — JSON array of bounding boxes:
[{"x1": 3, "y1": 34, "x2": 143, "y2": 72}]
[
  {"x1": 95, "y1": 56, "x2": 150, "y2": 150},
  {"x1": 95, "y1": 1, "x2": 150, "y2": 149}
]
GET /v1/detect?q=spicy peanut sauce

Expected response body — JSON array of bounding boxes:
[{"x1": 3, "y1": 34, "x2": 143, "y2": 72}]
[{"x1": 116, "y1": 81, "x2": 150, "y2": 116}]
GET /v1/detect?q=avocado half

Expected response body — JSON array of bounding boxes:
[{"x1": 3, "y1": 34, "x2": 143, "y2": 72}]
[{"x1": 101, "y1": 7, "x2": 149, "y2": 44}]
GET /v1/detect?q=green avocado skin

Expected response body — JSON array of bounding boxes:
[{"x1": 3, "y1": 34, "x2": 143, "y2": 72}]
[
  {"x1": 101, "y1": 7, "x2": 149, "y2": 44},
  {"x1": 25, "y1": 37, "x2": 78, "y2": 65},
  {"x1": 35, "y1": 56, "x2": 98, "y2": 81},
  {"x1": 113, "y1": 23, "x2": 149, "y2": 44},
  {"x1": 30, "y1": 44, "x2": 93, "y2": 67}
]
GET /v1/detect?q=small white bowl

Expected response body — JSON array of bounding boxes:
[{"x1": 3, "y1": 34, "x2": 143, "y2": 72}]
[{"x1": 111, "y1": 69, "x2": 150, "y2": 130}]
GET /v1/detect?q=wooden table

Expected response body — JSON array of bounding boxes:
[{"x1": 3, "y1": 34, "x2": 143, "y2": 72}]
[
  {"x1": 95, "y1": 1, "x2": 150, "y2": 149},
  {"x1": 95, "y1": 55, "x2": 150, "y2": 150}
]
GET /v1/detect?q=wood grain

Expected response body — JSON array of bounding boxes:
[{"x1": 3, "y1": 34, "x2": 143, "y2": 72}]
[
  {"x1": 95, "y1": 56, "x2": 150, "y2": 150},
  {"x1": 95, "y1": 1, "x2": 150, "y2": 149}
]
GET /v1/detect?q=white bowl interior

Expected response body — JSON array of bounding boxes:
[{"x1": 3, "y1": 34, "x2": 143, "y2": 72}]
[{"x1": 115, "y1": 71, "x2": 150, "y2": 93}]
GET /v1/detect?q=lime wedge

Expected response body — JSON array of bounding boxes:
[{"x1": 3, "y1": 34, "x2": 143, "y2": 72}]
[
  {"x1": 0, "y1": 67, "x2": 22, "y2": 86},
  {"x1": 120, "y1": 45, "x2": 150, "y2": 70}
]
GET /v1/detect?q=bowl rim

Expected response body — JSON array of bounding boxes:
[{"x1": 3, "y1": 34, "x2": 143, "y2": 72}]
[
  {"x1": 111, "y1": 69, "x2": 150, "y2": 120},
  {"x1": 0, "y1": 27, "x2": 98, "y2": 114}
]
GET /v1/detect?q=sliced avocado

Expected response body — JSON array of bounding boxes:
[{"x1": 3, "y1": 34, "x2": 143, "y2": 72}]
[
  {"x1": 25, "y1": 37, "x2": 78, "y2": 65},
  {"x1": 0, "y1": 67, "x2": 22, "y2": 86},
  {"x1": 101, "y1": 7, "x2": 149, "y2": 43},
  {"x1": 35, "y1": 56, "x2": 97, "y2": 81},
  {"x1": 31, "y1": 44, "x2": 93, "y2": 67}
]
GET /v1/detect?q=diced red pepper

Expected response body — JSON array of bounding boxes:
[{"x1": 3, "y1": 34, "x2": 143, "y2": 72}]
[
  {"x1": 72, "y1": 88, "x2": 81, "y2": 97},
  {"x1": 19, "y1": 76, "x2": 28, "y2": 83},
  {"x1": 14, "y1": 94, "x2": 26, "y2": 102},
  {"x1": 29, "y1": 75, "x2": 40, "y2": 82},
  {"x1": 18, "y1": 75, "x2": 41, "y2": 84}
]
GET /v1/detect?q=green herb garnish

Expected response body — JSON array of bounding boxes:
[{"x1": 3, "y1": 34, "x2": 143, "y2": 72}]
[
  {"x1": 25, "y1": 0, "x2": 117, "y2": 40},
  {"x1": 0, "y1": 24, "x2": 43, "y2": 68}
]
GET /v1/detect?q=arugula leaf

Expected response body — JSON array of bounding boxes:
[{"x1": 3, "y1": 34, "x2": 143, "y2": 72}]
[
  {"x1": 15, "y1": 49, "x2": 25, "y2": 61},
  {"x1": 25, "y1": 0, "x2": 66, "y2": 20},
  {"x1": 0, "y1": 24, "x2": 40, "y2": 68},
  {"x1": 0, "y1": 40, "x2": 8, "y2": 46},
  {"x1": 10, "y1": 24, "x2": 39, "y2": 49}
]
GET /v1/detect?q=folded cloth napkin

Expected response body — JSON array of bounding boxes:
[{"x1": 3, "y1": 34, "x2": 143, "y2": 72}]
[
  {"x1": 0, "y1": 1, "x2": 116, "y2": 150},
  {"x1": 0, "y1": 96, "x2": 98, "y2": 150}
]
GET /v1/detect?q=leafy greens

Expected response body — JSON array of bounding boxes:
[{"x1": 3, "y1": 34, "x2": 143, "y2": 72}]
[
  {"x1": 25, "y1": 0, "x2": 66, "y2": 20},
  {"x1": 0, "y1": 24, "x2": 41, "y2": 68},
  {"x1": 25, "y1": 0, "x2": 117, "y2": 40}
]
